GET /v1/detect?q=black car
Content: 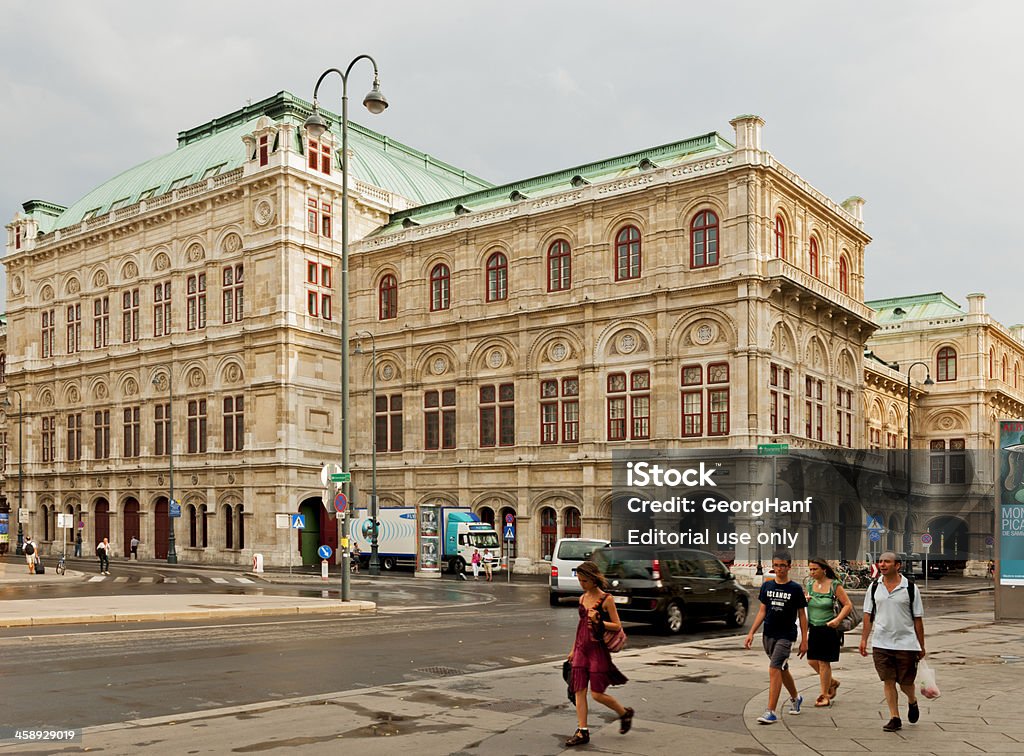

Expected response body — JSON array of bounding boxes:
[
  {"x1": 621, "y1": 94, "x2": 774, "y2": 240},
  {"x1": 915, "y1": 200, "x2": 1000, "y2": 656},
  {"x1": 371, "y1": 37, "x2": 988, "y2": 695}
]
[{"x1": 593, "y1": 545, "x2": 749, "y2": 634}]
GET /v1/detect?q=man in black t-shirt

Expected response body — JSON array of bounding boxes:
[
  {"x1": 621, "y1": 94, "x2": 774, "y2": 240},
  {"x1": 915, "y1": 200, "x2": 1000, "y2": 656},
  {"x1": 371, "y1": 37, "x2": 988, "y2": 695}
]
[{"x1": 744, "y1": 552, "x2": 809, "y2": 724}]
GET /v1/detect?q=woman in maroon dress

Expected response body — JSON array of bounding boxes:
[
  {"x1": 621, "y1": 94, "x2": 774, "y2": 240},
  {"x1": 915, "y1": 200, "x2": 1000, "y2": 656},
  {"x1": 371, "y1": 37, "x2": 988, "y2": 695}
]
[{"x1": 564, "y1": 561, "x2": 634, "y2": 747}]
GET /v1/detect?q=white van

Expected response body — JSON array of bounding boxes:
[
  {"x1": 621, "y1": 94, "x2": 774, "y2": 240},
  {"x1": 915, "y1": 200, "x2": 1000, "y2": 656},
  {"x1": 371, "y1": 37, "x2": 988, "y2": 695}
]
[{"x1": 549, "y1": 538, "x2": 611, "y2": 606}]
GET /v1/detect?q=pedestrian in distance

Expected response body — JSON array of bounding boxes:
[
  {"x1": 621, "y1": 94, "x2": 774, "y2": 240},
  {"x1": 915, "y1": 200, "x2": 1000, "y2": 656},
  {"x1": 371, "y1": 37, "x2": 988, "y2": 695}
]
[
  {"x1": 805, "y1": 558, "x2": 854, "y2": 707},
  {"x1": 97, "y1": 537, "x2": 110, "y2": 575},
  {"x1": 564, "y1": 560, "x2": 634, "y2": 747},
  {"x1": 744, "y1": 552, "x2": 809, "y2": 724},
  {"x1": 482, "y1": 548, "x2": 494, "y2": 582},
  {"x1": 23, "y1": 535, "x2": 37, "y2": 574},
  {"x1": 471, "y1": 548, "x2": 482, "y2": 580},
  {"x1": 351, "y1": 542, "x2": 361, "y2": 574},
  {"x1": 74, "y1": 530, "x2": 83, "y2": 558},
  {"x1": 859, "y1": 551, "x2": 926, "y2": 733},
  {"x1": 130, "y1": 535, "x2": 140, "y2": 560}
]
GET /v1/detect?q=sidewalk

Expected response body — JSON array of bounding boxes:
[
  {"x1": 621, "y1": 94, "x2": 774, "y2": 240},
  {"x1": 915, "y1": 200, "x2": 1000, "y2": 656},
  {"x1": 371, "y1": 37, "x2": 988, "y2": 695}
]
[{"x1": 3, "y1": 611, "x2": 1020, "y2": 754}]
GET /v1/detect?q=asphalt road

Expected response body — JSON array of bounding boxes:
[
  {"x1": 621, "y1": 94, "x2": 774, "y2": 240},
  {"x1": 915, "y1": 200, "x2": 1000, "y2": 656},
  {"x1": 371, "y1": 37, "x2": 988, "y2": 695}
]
[{"x1": 0, "y1": 563, "x2": 993, "y2": 733}]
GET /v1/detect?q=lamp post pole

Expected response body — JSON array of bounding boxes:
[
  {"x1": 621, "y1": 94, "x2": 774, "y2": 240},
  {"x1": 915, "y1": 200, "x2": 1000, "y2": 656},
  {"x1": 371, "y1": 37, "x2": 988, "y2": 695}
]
[
  {"x1": 305, "y1": 57, "x2": 388, "y2": 601},
  {"x1": 6, "y1": 389, "x2": 24, "y2": 555},
  {"x1": 904, "y1": 361, "x2": 933, "y2": 557},
  {"x1": 153, "y1": 370, "x2": 177, "y2": 564},
  {"x1": 356, "y1": 331, "x2": 379, "y2": 576}
]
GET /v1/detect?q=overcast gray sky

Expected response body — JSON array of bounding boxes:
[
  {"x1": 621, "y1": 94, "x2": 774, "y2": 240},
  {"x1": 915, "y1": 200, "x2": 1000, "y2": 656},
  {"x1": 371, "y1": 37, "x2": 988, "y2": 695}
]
[{"x1": 3, "y1": 0, "x2": 1022, "y2": 327}]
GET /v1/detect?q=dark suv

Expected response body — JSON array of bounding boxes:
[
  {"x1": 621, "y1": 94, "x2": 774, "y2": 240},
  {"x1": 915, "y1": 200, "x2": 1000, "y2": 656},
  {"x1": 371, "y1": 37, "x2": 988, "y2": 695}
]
[{"x1": 593, "y1": 545, "x2": 749, "y2": 634}]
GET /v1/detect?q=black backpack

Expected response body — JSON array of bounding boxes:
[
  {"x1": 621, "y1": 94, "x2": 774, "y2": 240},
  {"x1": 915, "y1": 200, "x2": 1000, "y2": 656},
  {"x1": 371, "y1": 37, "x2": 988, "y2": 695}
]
[
  {"x1": 868, "y1": 577, "x2": 919, "y2": 618},
  {"x1": 24, "y1": 542, "x2": 35, "y2": 556},
  {"x1": 96, "y1": 543, "x2": 103, "y2": 556}
]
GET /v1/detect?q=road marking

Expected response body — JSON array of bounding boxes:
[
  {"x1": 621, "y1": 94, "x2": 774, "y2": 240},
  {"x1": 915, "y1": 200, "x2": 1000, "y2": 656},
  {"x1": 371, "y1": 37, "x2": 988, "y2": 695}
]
[
  {"x1": 88, "y1": 576, "x2": 105, "y2": 582},
  {"x1": 236, "y1": 578, "x2": 254, "y2": 584},
  {"x1": 211, "y1": 577, "x2": 229, "y2": 584},
  {"x1": 139, "y1": 577, "x2": 155, "y2": 583},
  {"x1": 186, "y1": 577, "x2": 202, "y2": 584},
  {"x1": 164, "y1": 578, "x2": 177, "y2": 584},
  {"x1": 5, "y1": 615, "x2": 381, "y2": 639},
  {"x1": 114, "y1": 577, "x2": 129, "y2": 583}
]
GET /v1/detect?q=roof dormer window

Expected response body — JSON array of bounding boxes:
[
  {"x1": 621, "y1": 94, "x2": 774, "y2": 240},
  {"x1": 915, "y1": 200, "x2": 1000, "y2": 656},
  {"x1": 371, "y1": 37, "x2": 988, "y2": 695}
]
[
  {"x1": 83, "y1": 207, "x2": 102, "y2": 221},
  {"x1": 308, "y1": 138, "x2": 332, "y2": 175},
  {"x1": 109, "y1": 197, "x2": 132, "y2": 212},
  {"x1": 169, "y1": 175, "x2": 192, "y2": 192},
  {"x1": 139, "y1": 187, "x2": 160, "y2": 201},
  {"x1": 202, "y1": 163, "x2": 227, "y2": 179}
]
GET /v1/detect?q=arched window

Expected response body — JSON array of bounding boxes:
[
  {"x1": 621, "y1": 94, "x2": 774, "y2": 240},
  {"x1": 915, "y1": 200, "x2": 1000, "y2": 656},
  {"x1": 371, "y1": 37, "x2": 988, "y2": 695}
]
[
  {"x1": 200, "y1": 504, "x2": 208, "y2": 548},
  {"x1": 485, "y1": 252, "x2": 508, "y2": 302},
  {"x1": 839, "y1": 256, "x2": 849, "y2": 294},
  {"x1": 189, "y1": 505, "x2": 198, "y2": 548},
  {"x1": 989, "y1": 348, "x2": 995, "y2": 379},
  {"x1": 691, "y1": 211, "x2": 719, "y2": 268},
  {"x1": 238, "y1": 504, "x2": 245, "y2": 550},
  {"x1": 1016, "y1": 361, "x2": 1020, "y2": 389},
  {"x1": 774, "y1": 215, "x2": 786, "y2": 259},
  {"x1": 1003, "y1": 355, "x2": 1008, "y2": 383},
  {"x1": 477, "y1": 506, "x2": 495, "y2": 527},
  {"x1": 0, "y1": 351, "x2": 6, "y2": 383},
  {"x1": 563, "y1": 507, "x2": 581, "y2": 538},
  {"x1": 378, "y1": 274, "x2": 397, "y2": 320},
  {"x1": 809, "y1": 237, "x2": 819, "y2": 278},
  {"x1": 540, "y1": 507, "x2": 557, "y2": 560},
  {"x1": 937, "y1": 346, "x2": 957, "y2": 382},
  {"x1": 430, "y1": 264, "x2": 450, "y2": 311},
  {"x1": 547, "y1": 240, "x2": 571, "y2": 292},
  {"x1": 224, "y1": 504, "x2": 234, "y2": 549},
  {"x1": 614, "y1": 225, "x2": 641, "y2": 281}
]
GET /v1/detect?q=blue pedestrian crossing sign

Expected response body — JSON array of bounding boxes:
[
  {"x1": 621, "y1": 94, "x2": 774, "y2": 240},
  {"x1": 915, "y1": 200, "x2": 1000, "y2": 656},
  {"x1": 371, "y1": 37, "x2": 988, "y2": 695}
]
[
  {"x1": 318, "y1": 545, "x2": 333, "y2": 560},
  {"x1": 865, "y1": 516, "x2": 884, "y2": 531},
  {"x1": 291, "y1": 514, "x2": 306, "y2": 529},
  {"x1": 503, "y1": 523, "x2": 516, "y2": 541}
]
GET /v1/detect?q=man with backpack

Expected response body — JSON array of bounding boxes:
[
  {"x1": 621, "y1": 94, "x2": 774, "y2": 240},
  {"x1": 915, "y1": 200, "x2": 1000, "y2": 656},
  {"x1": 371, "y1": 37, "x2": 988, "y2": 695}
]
[
  {"x1": 859, "y1": 552, "x2": 926, "y2": 733},
  {"x1": 23, "y1": 536, "x2": 37, "y2": 574}
]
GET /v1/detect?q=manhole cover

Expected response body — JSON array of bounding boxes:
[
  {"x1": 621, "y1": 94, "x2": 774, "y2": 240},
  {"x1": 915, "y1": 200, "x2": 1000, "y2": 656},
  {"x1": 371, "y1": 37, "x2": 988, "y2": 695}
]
[{"x1": 414, "y1": 666, "x2": 466, "y2": 677}]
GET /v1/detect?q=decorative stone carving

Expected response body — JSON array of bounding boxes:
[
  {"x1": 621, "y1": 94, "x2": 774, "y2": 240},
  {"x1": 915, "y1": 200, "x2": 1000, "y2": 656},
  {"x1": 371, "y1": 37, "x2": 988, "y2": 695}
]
[
  {"x1": 381, "y1": 363, "x2": 395, "y2": 381},
  {"x1": 939, "y1": 415, "x2": 956, "y2": 430},
  {"x1": 693, "y1": 323, "x2": 715, "y2": 345},
  {"x1": 191, "y1": 474, "x2": 199, "y2": 485},
  {"x1": 226, "y1": 364, "x2": 242, "y2": 383},
  {"x1": 188, "y1": 369, "x2": 205, "y2": 388},
  {"x1": 222, "y1": 233, "x2": 242, "y2": 253},
  {"x1": 125, "y1": 378, "x2": 138, "y2": 397},
  {"x1": 155, "y1": 253, "x2": 170, "y2": 271},
  {"x1": 618, "y1": 332, "x2": 638, "y2": 354},
  {"x1": 94, "y1": 270, "x2": 108, "y2": 287},
  {"x1": 254, "y1": 199, "x2": 274, "y2": 226},
  {"x1": 40, "y1": 390, "x2": 53, "y2": 407},
  {"x1": 67, "y1": 278, "x2": 81, "y2": 294},
  {"x1": 96, "y1": 478, "x2": 102, "y2": 487},
  {"x1": 41, "y1": 284, "x2": 54, "y2": 301},
  {"x1": 94, "y1": 383, "x2": 108, "y2": 400},
  {"x1": 227, "y1": 474, "x2": 235, "y2": 484},
  {"x1": 68, "y1": 387, "x2": 80, "y2": 404},
  {"x1": 153, "y1": 373, "x2": 169, "y2": 393},
  {"x1": 187, "y1": 243, "x2": 205, "y2": 262},
  {"x1": 431, "y1": 357, "x2": 448, "y2": 375},
  {"x1": 550, "y1": 342, "x2": 568, "y2": 362},
  {"x1": 124, "y1": 261, "x2": 138, "y2": 279},
  {"x1": 488, "y1": 349, "x2": 504, "y2": 368},
  {"x1": 126, "y1": 477, "x2": 133, "y2": 487},
  {"x1": 12, "y1": 274, "x2": 23, "y2": 295}
]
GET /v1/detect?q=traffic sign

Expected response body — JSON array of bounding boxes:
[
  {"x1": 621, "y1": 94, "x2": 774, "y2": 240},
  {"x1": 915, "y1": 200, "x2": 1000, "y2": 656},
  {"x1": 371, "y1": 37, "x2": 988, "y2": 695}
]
[
  {"x1": 866, "y1": 516, "x2": 884, "y2": 531},
  {"x1": 921, "y1": 533, "x2": 933, "y2": 546},
  {"x1": 330, "y1": 472, "x2": 351, "y2": 483},
  {"x1": 503, "y1": 524, "x2": 516, "y2": 541},
  {"x1": 868, "y1": 530, "x2": 881, "y2": 542},
  {"x1": 985, "y1": 535, "x2": 995, "y2": 547},
  {"x1": 169, "y1": 501, "x2": 181, "y2": 518},
  {"x1": 318, "y1": 545, "x2": 333, "y2": 560},
  {"x1": 505, "y1": 513, "x2": 515, "y2": 525},
  {"x1": 291, "y1": 514, "x2": 306, "y2": 529},
  {"x1": 757, "y1": 443, "x2": 789, "y2": 456},
  {"x1": 320, "y1": 463, "x2": 342, "y2": 487},
  {"x1": 333, "y1": 491, "x2": 349, "y2": 514}
]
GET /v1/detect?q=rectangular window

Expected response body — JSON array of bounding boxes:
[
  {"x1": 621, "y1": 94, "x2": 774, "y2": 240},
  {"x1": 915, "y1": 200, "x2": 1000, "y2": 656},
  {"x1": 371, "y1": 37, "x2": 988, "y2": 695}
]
[
  {"x1": 94, "y1": 410, "x2": 110, "y2": 459},
  {"x1": 0, "y1": 431, "x2": 6, "y2": 472},
  {"x1": 224, "y1": 395, "x2": 245, "y2": 451},
  {"x1": 222, "y1": 265, "x2": 244, "y2": 323},
  {"x1": 122, "y1": 288, "x2": 139, "y2": 343},
  {"x1": 479, "y1": 383, "x2": 515, "y2": 447},
  {"x1": 805, "y1": 376, "x2": 825, "y2": 441},
  {"x1": 41, "y1": 309, "x2": 55, "y2": 358},
  {"x1": 375, "y1": 394, "x2": 404, "y2": 452},
  {"x1": 122, "y1": 407, "x2": 140, "y2": 458},
  {"x1": 42, "y1": 415, "x2": 56, "y2": 462},
  {"x1": 769, "y1": 364, "x2": 792, "y2": 435},
  {"x1": 929, "y1": 440, "x2": 946, "y2": 483},
  {"x1": 836, "y1": 387, "x2": 854, "y2": 447},
  {"x1": 931, "y1": 438, "x2": 966, "y2": 483},
  {"x1": 306, "y1": 260, "x2": 333, "y2": 320},
  {"x1": 66, "y1": 413, "x2": 82, "y2": 461},
  {"x1": 682, "y1": 391, "x2": 702, "y2": 437},
  {"x1": 258, "y1": 135, "x2": 269, "y2": 166},
  {"x1": 424, "y1": 389, "x2": 456, "y2": 450},
  {"x1": 93, "y1": 296, "x2": 109, "y2": 348},
  {"x1": 66, "y1": 303, "x2": 81, "y2": 354},
  {"x1": 154, "y1": 403, "x2": 170, "y2": 456},
  {"x1": 869, "y1": 427, "x2": 881, "y2": 450},
  {"x1": 187, "y1": 399, "x2": 208, "y2": 454},
  {"x1": 153, "y1": 281, "x2": 171, "y2": 337},
  {"x1": 187, "y1": 273, "x2": 207, "y2": 331},
  {"x1": 321, "y1": 202, "x2": 332, "y2": 238},
  {"x1": 308, "y1": 199, "x2": 319, "y2": 234},
  {"x1": 708, "y1": 388, "x2": 730, "y2": 436},
  {"x1": 607, "y1": 370, "x2": 650, "y2": 440},
  {"x1": 308, "y1": 139, "x2": 332, "y2": 174}
]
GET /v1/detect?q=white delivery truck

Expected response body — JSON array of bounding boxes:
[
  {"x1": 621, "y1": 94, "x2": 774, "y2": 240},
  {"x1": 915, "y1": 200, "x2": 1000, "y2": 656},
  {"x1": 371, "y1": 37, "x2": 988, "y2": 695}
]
[{"x1": 349, "y1": 507, "x2": 501, "y2": 573}]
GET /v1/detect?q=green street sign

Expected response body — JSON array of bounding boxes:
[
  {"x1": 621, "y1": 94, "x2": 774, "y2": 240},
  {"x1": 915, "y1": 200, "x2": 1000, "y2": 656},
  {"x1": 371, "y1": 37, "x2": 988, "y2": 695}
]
[
  {"x1": 757, "y1": 443, "x2": 789, "y2": 456},
  {"x1": 329, "y1": 472, "x2": 351, "y2": 483}
]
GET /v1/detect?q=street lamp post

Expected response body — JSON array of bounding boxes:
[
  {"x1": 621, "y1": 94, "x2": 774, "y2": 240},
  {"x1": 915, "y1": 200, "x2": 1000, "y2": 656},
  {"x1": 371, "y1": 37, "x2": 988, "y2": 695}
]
[
  {"x1": 5, "y1": 389, "x2": 24, "y2": 555},
  {"x1": 305, "y1": 57, "x2": 388, "y2": 601},
  {"x1": 152, "y1": 369, "x2": 177, "y2": 564},
  {"x1": 355, "y1": 331, "x2": 379, "y2": 576},
  {"x1": 903, "y1": 361, "x2": 933, "y2": 557},
  {"x1": 754, "y1": 519, "x2": 765, "y2": 575}
]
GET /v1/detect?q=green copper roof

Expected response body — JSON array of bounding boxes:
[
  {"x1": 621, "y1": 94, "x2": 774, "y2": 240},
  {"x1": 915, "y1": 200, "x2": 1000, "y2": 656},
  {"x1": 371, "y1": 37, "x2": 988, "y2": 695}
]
[
  {"x1": 372, "y1": 131, "x2": 735, "y2": 236},
  {"x1": 49, "y1": 92, "x2": 493, "y2": 231},
  {"x1": 866, "y1": 293, "x2": 965, "y2": 323}
]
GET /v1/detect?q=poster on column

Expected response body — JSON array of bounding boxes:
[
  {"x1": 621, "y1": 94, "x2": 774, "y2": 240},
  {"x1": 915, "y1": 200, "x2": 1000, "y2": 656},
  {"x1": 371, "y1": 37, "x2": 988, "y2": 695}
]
[
  {"x1": 418, "y1": 505, "x2": 440, "y2": 571},
  {"x1": 999, "y1": 421, "x2": 1024, "y2": 585}
]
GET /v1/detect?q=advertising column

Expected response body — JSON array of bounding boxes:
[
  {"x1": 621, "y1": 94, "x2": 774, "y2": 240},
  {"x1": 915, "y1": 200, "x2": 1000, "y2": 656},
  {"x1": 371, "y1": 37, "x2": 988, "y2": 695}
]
[
  {"x1": 416, "y1": 504, "x2": 441, "y2": 579},
  {"x1": 998, "y1": 421, "x2": 1024, "y2": 619}
]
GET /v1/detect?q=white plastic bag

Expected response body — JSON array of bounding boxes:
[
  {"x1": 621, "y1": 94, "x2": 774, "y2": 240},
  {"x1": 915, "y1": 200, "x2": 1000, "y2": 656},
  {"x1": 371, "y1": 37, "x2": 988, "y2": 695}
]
[{"x1": 918, "y1": 659, "x2": 940, "y2": 699}]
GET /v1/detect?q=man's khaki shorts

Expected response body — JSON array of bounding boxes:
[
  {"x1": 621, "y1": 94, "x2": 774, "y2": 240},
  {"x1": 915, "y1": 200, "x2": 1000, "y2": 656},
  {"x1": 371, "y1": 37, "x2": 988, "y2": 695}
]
[{"x1": 872, "y1": 648, "x2": 919, "y2": 685}]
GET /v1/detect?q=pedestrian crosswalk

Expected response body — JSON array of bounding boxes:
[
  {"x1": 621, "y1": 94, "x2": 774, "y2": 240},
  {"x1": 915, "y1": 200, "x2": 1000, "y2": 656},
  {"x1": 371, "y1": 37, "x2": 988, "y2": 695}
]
[{"x1": 84, "y1": 574, "x2": 260, "y2": 585}]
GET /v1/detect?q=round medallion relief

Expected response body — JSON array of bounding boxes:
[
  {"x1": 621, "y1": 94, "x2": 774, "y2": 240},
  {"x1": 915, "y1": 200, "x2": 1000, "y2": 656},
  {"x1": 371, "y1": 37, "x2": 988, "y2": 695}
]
[
  {"x1": 95, "y1": 270, "x2": 108, "y2": 287},
  {"x1": 12, "y1": 274, "x2": 23, "y2": 295},
  {"x1": 226, "y1": 365, "x2": 241, "y2": 383},
  {"x1": 550, "y1": 342, "x2": 568, "y2": 362},
  {"x1": 431, "y1": 357, "x2": 448, "y2": 375},
  {"x1": 155, "y1": 254, "x2": 170, "y2": 271},
  {"x1": 939, "y1": 416, "x2": 956, "y2": 430},
  {"x1": 254, "y1": 199, "x2": 274, "y2": 226},
  {"x1": 191, "y1": 474, "x2": 199, "y2": 485},
  {"x1": 125, "y1": 378, "x2": 138, "y2": 397},
  {"x1": 95, "y1": 383, "x2": 108, "y2": 400},
  {"x1": 68, "y1": 387, "x2": 80, "y2": 404},
  {"x1": 223, "y1": 233, "x2": 242, "y2": 253},
  {"x1": 488, "y1": 350, "x2": 504, "y2": 368},
  {"x1": 124, "y1": 262, "x2": 138, "y2": 279},
  {"x1": 67, "y1": 278, "x2": 81, "y2": 294},
  {"x1": 187, "y1": 243, "x2": 205, "y2": 262},
  {"x1": 693, "y1": 323, "x2": 715, "y2": 345},
  {"x1": 381, "y1": 364, "x2": 395, "y2": 381},
  {"x1": 618, "y1": 333, "x2": 638, "y2": 354}
]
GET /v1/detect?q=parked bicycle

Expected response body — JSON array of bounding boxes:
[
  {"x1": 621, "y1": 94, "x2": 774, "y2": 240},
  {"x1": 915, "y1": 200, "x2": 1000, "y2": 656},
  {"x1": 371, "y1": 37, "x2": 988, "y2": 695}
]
[{"x1": 56, "y1": 553, "x2": 66, "y2": 576}]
